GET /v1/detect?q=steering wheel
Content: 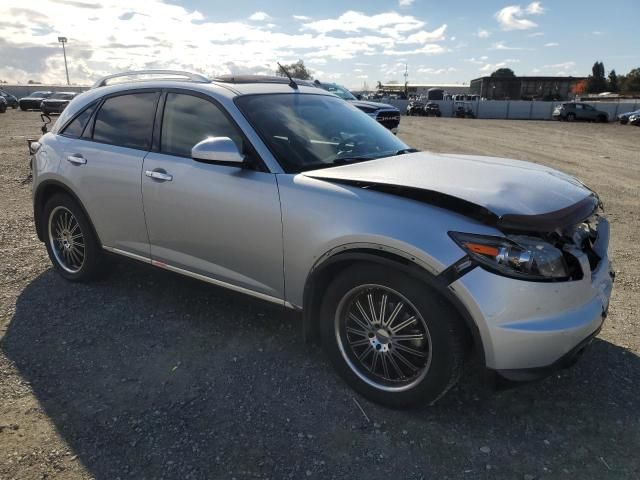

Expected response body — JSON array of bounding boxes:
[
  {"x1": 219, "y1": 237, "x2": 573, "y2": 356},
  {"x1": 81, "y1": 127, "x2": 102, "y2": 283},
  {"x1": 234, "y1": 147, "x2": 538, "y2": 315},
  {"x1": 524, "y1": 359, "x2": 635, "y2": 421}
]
[{"x1": 335, "y1": 133, "x2": 376, "y2": 158}]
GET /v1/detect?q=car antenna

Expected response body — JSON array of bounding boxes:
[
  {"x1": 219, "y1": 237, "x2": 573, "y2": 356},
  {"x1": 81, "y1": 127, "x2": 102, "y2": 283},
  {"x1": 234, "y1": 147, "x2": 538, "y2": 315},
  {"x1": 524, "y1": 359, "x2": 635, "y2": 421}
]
[{"x1": 277, "y1": 62, "x2": 298, "y2": 90}]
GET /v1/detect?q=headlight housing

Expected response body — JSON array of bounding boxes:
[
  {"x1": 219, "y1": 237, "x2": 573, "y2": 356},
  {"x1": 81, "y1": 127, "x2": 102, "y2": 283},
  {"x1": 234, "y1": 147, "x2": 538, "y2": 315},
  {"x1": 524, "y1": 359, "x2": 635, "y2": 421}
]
[{"x1": 449, "y1": 232, "x2": 569, "y2": 281}]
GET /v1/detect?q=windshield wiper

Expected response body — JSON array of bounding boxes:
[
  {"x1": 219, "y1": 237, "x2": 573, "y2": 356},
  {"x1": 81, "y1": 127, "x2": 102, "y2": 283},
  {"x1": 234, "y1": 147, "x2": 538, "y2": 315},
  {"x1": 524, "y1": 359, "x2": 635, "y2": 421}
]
[
  {"x1": 330, "y1": 156, "x2": 375, "y2": 165},
  {"x1": 393, "y1": 148, "x2": 419, "y2": 155}
]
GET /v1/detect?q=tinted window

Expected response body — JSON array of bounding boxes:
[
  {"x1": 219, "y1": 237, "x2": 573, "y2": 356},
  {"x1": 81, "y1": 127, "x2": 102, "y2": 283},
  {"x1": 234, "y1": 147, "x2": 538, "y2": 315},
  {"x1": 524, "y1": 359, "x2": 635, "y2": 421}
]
[
  {"x1": 61, "y1": 102, "x2": 97, "y2": 138},
  {"x1": 93, "y1": 92, "x2": 158, "y2": 150},
  {"x1": 161, "y1": 93, "x2": 243, "y2": 157}
]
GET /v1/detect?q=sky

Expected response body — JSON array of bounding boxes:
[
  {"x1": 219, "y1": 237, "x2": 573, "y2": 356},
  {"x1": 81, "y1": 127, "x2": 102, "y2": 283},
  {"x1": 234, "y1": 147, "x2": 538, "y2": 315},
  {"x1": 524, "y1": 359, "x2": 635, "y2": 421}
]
[{"x1": 1, "y1": 0, "x2": 638, "y2": 88}]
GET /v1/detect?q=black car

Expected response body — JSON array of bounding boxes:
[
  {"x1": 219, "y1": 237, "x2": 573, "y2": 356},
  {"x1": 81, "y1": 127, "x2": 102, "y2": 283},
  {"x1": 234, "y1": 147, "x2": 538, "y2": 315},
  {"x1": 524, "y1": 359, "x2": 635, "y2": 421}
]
[
  {"x1": 314, "y1": 81, "x2": 401, "y2": 132},
  {"x1": 406, "y1": 101, "x2": 425, "y2": 116},
  {"x1": 19, "y1": 91, "x2": 53, "y2": 111},
  {"x1": 0, "y1": 90, "x2": 19, "y2": 109},
  {"x1": 424, "y1": 102, "x2": 442, "y2": 117},
  {"x1": 40, "y1": 91, "x2": 77, "y2": 115}
]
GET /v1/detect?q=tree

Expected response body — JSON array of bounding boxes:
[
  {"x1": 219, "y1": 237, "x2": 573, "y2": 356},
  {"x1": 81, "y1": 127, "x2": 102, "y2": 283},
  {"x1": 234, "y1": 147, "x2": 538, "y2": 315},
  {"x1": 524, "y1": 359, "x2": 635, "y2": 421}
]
[
  {"x1": 620, "y1": 68, "x2": 640, "y2": 93},
  {"x1": 570, "y1": 79, "x2": 588, "y2": 96},
  {"x1": 587, "y1": 61, "x2": 607, "y2": 93},
  {"x1": 275, "y1": 60, "x2": 313, "y2": 80},
  {"x1": 608, "y1": 70, "x2": 619, "y2": 92},
  {"x1": 27, "y1": 79, "x2": 42, "y2": 84},
  {"x1": 490, "y1": 68, "x2": 516, "y2": 78}
]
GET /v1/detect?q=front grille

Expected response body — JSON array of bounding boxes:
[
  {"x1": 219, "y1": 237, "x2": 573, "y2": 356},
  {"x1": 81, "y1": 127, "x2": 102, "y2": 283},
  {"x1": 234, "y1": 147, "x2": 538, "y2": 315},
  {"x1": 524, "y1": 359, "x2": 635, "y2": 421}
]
[{"x1": 376, "y1": 111, "x2": 400, "y2": 129}]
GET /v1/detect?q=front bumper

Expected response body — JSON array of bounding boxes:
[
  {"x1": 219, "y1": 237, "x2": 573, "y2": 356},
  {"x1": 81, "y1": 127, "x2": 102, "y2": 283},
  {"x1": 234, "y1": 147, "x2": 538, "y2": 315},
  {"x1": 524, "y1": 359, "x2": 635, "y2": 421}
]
[{"x1": 450, "y1": 236, "x2": 614, "y2": 372}]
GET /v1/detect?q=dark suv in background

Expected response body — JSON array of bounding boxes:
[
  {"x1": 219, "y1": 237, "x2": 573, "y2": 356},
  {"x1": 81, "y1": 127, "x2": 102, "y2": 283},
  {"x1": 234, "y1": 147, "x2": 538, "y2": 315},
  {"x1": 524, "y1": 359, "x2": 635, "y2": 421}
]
[
  {"x1": 553, "y1": 103, "x2": 609, "y2": 122},
  {"x1": 0, "y1": 90, "x2": 19, "y2": 109},
  {"x1": 19, "y1": 91, "x2": 53, "y2": 111},
  {"x1": 314, "y1": 81, "x2": 401, "y2": 133},
  {"x1": 41, "y1": 91, "x2": 78, "y2": 115}
]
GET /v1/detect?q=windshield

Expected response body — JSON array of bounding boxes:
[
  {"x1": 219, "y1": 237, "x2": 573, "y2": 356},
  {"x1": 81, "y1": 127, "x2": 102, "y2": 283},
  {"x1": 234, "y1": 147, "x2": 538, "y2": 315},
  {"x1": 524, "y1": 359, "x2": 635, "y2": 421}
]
[
  {"x1": 50, "y1": 93, "x2": 75, "y2": 100},
  {"x1": 236, "y1": 93, "x2": 410, "y2": 173},
  {"x1": 31, "y1": 91, "x2": 51, "y2": 97},
  {"x1": 323, "y1": 84, "x2": 357, "y2": 101}
]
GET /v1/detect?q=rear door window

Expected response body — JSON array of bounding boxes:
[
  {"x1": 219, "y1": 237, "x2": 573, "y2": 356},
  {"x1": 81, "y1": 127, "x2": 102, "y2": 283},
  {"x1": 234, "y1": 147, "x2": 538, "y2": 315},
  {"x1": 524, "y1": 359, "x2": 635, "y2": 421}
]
[{"x1": 93, "y1": 92, "x2": 159, "y2": 150}]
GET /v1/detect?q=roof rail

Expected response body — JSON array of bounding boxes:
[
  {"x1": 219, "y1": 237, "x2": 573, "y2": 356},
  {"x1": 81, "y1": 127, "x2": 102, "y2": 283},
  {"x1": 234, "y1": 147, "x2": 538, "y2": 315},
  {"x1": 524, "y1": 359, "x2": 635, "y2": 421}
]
[{"x1": 92, "y1": 70, "x2": 210, "y2": 89}]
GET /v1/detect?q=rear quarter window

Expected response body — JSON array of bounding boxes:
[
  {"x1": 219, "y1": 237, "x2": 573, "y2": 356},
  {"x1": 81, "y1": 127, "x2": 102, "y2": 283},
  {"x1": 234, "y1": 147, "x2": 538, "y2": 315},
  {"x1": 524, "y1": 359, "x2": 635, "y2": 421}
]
[{"x1": 60, "y1": 102, "x2": 98, "y2": 138}]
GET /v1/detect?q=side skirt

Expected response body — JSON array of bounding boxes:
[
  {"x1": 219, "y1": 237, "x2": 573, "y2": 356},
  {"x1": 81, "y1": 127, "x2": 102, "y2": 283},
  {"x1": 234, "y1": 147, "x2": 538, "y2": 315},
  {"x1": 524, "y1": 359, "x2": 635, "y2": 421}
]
[{"x1": 102, "y1": 246, "x2": 296, "y2": 309}]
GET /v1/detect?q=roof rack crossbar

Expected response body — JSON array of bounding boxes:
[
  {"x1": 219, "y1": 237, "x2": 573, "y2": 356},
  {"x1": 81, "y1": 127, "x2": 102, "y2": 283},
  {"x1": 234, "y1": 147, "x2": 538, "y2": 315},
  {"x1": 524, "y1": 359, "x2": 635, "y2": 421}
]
[{"x1": 92, "y1": 70, "x2": 210, "y2": 89}]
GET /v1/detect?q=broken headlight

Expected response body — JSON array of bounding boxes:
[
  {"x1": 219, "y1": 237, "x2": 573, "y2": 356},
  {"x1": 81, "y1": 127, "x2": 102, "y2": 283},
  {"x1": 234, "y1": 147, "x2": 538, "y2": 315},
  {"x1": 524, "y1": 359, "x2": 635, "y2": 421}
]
[{"x1": 449, "y1": 232, "x2": 569, "y2": 281}]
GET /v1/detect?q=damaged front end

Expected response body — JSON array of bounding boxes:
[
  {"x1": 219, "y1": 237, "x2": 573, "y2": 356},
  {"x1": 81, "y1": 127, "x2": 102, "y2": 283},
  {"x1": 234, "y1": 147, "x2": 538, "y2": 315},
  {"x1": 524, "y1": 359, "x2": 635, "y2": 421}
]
[{"x1": 309, "y1": 176, "x2": 609, "y2": 285}]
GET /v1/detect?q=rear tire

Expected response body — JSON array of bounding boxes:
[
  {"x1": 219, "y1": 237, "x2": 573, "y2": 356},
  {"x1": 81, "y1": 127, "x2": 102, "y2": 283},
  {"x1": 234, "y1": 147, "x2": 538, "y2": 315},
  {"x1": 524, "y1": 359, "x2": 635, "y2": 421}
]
[
  {"x1": 43, "y1": 193, "x2": 107, "y2": 282},
  {"x1": 320, "y1": 263, "x2": 467, "y2": 408},
  {"x1": 566, "y1": 113, "x2": 576, "y2": 122}
]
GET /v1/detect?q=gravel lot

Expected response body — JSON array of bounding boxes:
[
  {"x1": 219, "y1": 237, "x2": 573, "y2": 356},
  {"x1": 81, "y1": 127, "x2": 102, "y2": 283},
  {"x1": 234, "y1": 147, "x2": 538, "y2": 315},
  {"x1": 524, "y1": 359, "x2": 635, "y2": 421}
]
[{"x1": 1, "y1": 111, "x2": 639, "y2": 479}]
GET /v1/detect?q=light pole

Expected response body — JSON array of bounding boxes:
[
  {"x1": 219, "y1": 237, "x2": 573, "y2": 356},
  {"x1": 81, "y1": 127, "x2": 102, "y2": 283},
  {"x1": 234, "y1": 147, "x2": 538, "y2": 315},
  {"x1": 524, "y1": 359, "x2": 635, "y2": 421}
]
[{"x1": 58, "y1": 36, "x2": 70, "y2": 85}]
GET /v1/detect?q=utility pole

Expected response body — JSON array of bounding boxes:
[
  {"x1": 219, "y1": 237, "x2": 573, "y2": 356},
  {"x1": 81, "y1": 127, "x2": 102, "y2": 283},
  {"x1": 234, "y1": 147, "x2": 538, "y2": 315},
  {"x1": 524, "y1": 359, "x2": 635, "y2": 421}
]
[
  {"x1": 403, "y1": 64, "x2": 408, "y2": 98},
  {"x1": 58, "y1": 37, "x2": 70, "y2": 85}
]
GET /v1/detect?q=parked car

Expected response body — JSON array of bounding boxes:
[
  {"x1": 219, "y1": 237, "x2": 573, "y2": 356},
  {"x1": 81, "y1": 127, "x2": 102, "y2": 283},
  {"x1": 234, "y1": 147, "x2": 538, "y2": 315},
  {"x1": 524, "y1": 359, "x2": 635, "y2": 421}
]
[
  {"x1": 424, "y1": 102, "x2": 442, "y2": 117},
  {"x1": 454, "y1": 101, "x2": 476, "y2": 119},
  {"x1": 617, "y1": 109, "x2": 640, "y2": 125},
  {"x1": 0, "y1": 90, "x2": 19, "y2": 108},
  {"x1": 0, "y1": 95, "x2": 7, "y2": 113},
  {"x1": 30, "y1": 70, "x2": 613, "y2": 408},
  {"x1": 629, "y1": 114, "x2": 640, "y2": 126},
  {"x1": 552, "y1": 103, "x2": 608, "y2": 122},
  {"x1": 406, "y1": 101, "x2": 425, "y2": 116},
  {"x1": 19, "y1": 91, "x2": 53, "y2": 111},
  {"x1": 314, "y1": 80, "x2": 401, "y2": 133},
  {"x1": 41, "y1": 91, "x2": 78, "y2": 115}
]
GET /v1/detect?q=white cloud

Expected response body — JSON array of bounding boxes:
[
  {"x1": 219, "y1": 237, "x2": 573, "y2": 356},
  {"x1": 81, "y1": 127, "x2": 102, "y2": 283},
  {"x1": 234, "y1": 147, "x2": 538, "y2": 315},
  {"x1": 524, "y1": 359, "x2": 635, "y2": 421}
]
[
  {"x1": 539, "y1": 61, "x2": 577, "y2": 75},
  {"x1": 292, "y1": 15, "x2": 310, "y2": 21},
  {"x1": 417, "y1": 67, "x2": 456, "y2": 75},
  {"x1": 495, "y1": 2, "x2": 544, "y2": 31},
  {"x1": 526, "y1": 1, "x2": 544, "y2": 14},
  {"x1": 491, "y1": 41, "x2": 524, "y2": 50},
  {"x1": 528, "y1": 31, "x2": 544, "y2": 37},
  {"x1": 477, "y1": 29, "x2": 491, "y2": 38},
  {"x1": 544, "y1": 42, "x2": 559, "y2": 47},
  {"x1": 397, "y1": 24, "x2": 447, "y2": 43},
  {"x1": 398, "y1": 0, "x2": 414, "y2": 6},
  {"x1": 301, "y1": 10, "x2": 424, "y2": 36},
  {"x1": 383, "y1": 44, "x2": 447, "y2": 56},
  {"x1": 479, "y1": 62, "x2": 507, "y2": 73},
  {"x1": 2, "y1": 2, "x2": 445, "y2": 83},
  {"x1": 248, "y1": 11, "x2": 271, "y2": 21}
]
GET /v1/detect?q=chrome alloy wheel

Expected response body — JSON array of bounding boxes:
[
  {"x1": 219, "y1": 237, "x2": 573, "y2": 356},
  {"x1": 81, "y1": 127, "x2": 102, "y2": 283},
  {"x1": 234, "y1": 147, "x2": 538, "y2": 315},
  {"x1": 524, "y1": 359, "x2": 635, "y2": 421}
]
[
  {"x1": 335, "y1": 284, "x2": 433, "y2": 392},
  {"x1": 48, "y1": 206, "x2": 85, "y2": 273}
]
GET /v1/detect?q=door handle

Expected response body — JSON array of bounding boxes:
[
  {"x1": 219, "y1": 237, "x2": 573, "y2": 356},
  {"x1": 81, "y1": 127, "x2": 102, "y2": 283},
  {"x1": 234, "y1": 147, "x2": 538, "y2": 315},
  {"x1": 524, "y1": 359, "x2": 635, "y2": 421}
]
[
  {"x1": 66, "y1": 154, "x2": 86, "y2": 165},
  {"x1": 145, "y1": 169, "x2": 173, "y2": 182}
]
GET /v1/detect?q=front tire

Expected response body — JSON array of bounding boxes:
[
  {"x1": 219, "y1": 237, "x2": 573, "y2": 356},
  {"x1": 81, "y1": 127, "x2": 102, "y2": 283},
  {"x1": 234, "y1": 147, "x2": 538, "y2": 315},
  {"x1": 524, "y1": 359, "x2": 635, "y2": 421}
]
[
  {"x1": 320, "y1": 264, "x2": 466, "y2": 408},
  {"x1": 43, "y1": 193, "x2": 106, "y2": 281}
]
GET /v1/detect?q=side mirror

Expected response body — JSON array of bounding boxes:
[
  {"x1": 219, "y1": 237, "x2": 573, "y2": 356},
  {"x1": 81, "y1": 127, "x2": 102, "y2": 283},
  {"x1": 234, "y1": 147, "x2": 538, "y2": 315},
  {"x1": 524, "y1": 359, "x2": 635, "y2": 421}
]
[
  {"x1": 40, "y1": 113, "x2": 51, "y2": 134},
  {"x1": 191, "y1": 137, "x2": 244, "y2": 164}
]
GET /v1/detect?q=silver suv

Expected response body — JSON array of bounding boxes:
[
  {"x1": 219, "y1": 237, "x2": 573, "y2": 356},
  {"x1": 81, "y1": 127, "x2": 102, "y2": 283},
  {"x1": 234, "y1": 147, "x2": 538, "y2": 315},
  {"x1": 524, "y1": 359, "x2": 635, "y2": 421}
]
[{"x1": 31, "y1": 71, "x2": 614, "y2": 407}]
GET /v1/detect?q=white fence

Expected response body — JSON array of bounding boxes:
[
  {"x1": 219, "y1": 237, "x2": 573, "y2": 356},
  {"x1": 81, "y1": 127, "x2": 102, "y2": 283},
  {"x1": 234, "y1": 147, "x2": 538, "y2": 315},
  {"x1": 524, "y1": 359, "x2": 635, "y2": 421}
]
[{"x1": 387, "y1": 99, "x2": 640, "y2": 121}]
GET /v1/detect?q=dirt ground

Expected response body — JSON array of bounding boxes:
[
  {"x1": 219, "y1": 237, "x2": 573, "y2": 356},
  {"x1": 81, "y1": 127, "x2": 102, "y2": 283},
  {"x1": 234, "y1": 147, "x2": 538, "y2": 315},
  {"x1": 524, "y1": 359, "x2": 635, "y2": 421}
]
[{"x1": 1, "y1": 110, "x2": 639, "y2": 480}]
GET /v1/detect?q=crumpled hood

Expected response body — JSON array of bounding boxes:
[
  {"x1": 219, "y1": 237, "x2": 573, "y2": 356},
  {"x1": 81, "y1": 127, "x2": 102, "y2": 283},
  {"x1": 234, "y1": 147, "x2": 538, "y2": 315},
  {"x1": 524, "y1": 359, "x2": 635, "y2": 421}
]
[
  {"x1": 303, "y1": 151, "x2": 597, "y2": 229},
  {"x1": 349, "y1": 100, "x2": 398, "y2": 111}
]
